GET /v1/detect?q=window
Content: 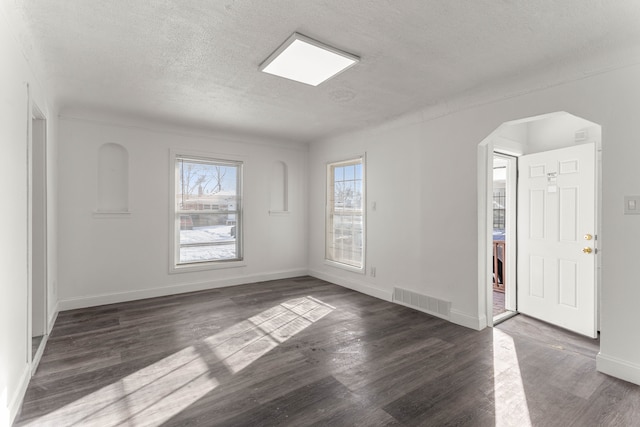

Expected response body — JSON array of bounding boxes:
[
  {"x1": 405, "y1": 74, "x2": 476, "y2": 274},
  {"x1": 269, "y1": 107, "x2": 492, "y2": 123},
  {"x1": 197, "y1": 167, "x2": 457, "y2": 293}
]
[
  {"x1": 326, "y1": 157, "x2": 365, "y2": 270},
  {"x1": 172, "y1": 154, "x2": 243, "y2": 270}
]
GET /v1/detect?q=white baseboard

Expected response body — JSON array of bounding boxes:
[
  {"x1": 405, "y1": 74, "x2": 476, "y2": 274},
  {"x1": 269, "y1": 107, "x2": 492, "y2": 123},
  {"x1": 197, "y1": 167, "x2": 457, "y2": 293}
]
[
  {"x1": 451, "y1": 309, "x2": 486, "y2": 331},
  {"x1": 58, "y1": 269, "x2": 308, "y2": 311},
  {"x1": 392, "y1": 299, "x2": 451, "y2": 321},
  {"x1": 7, "y1": 364, "x2": 30, "y2": 427},
  {"x1": 596, "y1": 352, "x2": 640, "y2": 386},
  {"x1": 5, "y1": 309, "x2": 58, "y2": 426},
  {"x1": 308, "y1": 269, "x2": 393, "y2": 302},
  {"x1": 309, "y1": 269, "x2": 485, "y2": 331}
]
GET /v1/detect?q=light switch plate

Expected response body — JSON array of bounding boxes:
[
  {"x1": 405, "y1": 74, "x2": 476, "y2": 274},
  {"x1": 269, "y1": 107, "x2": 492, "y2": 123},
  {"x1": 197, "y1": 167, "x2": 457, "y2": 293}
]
[{"x1": 624, "y1": 196, "x2": 640, "y2": 214}]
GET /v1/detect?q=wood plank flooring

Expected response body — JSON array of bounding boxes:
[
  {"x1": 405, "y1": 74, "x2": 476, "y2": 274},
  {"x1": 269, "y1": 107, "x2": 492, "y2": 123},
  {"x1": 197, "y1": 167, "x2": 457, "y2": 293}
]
[
  {"x1": 15, "y1": 276, "x2": 640, "y2": 426},
  {"x1": 492, "y1": 290, "x2": 506, "y2": 317}
]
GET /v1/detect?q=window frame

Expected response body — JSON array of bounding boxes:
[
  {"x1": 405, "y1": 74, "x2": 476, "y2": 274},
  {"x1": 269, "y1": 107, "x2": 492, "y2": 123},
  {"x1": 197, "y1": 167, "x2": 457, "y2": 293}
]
[
  {"x1": 324, "y1": 155, "x2": 366, "y2": 273},
  {"x1": 169, "y1": 149, "x2": 245, "y2": 273}
]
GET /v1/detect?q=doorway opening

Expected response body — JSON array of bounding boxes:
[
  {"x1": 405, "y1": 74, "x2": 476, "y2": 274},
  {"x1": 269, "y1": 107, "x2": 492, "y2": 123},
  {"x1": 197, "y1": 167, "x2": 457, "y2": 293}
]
[
  {"x1": 29, "y1": 102, "x2": 48, "y2": 372},
  {"x1": 492, "y1": 153, "x2": 517, "y2": 324},
  {"x1": 478, "y1": 111, "x2": 602, "y2": 337}
]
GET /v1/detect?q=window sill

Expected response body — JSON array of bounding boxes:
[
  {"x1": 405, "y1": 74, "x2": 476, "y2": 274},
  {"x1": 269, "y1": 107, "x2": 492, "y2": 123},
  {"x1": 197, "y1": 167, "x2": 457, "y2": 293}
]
[
  {"x1": 269, "y1": 210, "x2": 290, "y2": 216},
  {"x1": 324, "y1": 259, "x2": 365, "y2": 274},
  {"x1": 170, "y1": 260, "x2": 246, "y2": 274}
]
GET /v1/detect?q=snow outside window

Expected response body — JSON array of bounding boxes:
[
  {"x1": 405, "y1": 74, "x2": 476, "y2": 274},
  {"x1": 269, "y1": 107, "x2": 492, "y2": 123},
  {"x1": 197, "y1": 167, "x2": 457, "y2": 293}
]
[
  {"x1": 173, "y1": 155, "x2": 243, "y2": 267},
  {"x1": 326, "y1": 157, "x2": 365, "y2": 270}
]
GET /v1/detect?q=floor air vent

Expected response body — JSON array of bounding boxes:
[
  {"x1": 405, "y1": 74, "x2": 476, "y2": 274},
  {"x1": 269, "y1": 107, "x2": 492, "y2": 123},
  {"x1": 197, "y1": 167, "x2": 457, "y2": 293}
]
[{"x1": 393, "y1": 287, "x2": 451, "y2": 319}]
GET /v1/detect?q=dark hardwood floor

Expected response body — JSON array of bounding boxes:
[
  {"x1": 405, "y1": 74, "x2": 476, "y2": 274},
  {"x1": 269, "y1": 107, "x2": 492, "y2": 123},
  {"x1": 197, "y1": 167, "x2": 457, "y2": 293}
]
[{"x1": 15, "y1": 277, "x2": 640, "y2": 426}]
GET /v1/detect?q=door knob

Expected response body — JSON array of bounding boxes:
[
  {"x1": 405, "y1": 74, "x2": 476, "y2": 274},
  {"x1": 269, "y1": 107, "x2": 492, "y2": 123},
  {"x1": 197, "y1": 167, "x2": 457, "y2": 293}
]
[
  {"x1": 582, "y1": 247, "x2": 593, "y2": 254},
  {"x1": 584, "y1": 234, "x2": 593, "y2": 240}
]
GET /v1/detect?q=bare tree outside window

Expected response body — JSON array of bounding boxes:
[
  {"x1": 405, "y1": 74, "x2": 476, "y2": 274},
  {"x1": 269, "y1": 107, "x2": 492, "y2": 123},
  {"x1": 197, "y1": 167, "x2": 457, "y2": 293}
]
[{"x1": 179, "y1": 162, "x2": 229, "y2": 201}]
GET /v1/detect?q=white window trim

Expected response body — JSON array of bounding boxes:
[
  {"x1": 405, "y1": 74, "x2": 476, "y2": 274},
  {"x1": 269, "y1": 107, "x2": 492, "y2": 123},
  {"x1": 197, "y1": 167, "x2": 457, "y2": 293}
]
[
  {"x1": 324, "y1": 154, "x2": 366, "y2": 274},
  {"x1": 169, "y1": 149, "x2": 246, "y2": 274},
  {"x1": 324, "y1": 259, "x2": 366, "y2": 274}
]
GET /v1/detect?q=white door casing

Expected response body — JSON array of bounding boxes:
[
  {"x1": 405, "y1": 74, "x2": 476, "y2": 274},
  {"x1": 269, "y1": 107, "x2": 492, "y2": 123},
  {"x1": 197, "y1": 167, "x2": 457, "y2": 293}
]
[{"x1": 518, "y1": 143, "x2": 597, "y2": 338}]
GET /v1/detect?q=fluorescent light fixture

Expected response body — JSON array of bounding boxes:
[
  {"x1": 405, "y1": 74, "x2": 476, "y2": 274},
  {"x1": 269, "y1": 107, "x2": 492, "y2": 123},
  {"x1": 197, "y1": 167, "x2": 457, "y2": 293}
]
[{"x1": 260, "y1": 32, "x2": 359, "y2": 86}]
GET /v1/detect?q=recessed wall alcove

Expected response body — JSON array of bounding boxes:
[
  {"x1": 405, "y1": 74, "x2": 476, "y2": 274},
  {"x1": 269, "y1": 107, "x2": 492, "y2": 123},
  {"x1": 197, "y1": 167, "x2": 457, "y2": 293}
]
[
  {"x1": 269, "y1": 160, "x2": 289, "y2": 215},
  {"x1": 95, "y1": 142, "x2": 129, "y2": 217}
]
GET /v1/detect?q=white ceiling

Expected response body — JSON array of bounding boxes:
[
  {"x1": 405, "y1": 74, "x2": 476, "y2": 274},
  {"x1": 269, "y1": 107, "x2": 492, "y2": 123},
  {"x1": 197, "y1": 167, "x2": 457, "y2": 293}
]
[{"x1": 5, "y1": 1, "x2": 640, "y2": 143}]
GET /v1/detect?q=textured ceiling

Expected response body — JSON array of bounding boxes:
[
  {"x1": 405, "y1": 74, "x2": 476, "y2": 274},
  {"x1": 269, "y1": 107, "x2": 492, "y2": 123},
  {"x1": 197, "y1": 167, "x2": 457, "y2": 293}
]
[{"x1": 5, "y1": 0, "x2": 640, "y2": 142}]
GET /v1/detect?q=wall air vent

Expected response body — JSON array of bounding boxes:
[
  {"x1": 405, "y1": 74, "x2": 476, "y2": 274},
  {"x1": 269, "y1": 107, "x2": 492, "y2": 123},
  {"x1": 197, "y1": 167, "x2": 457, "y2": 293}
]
[{"x1": 393, "y1": 287, "x2": 451, "y2": 319}]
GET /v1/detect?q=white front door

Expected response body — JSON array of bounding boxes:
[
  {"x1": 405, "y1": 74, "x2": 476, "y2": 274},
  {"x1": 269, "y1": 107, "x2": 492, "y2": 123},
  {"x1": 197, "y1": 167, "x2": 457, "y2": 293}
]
[{"x1": 517, "y1": 143, "x2": 597, "y2": 338}]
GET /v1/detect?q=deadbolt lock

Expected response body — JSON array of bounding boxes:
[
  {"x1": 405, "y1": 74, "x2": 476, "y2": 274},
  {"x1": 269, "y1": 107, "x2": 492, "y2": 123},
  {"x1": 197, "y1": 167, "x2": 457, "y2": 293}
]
[
  {"x1": 582, "y1": 247, "x2": 593, "y2": 254},
  {"x1": 584, "y1": 234, "x2": 593, "y2": 240}
]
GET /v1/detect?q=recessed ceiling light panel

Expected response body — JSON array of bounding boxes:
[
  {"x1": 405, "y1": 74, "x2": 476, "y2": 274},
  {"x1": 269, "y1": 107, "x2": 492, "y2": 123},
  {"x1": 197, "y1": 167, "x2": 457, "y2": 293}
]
[{"x1": 260, "y1": 33, "x2": 359, "y2": 86}]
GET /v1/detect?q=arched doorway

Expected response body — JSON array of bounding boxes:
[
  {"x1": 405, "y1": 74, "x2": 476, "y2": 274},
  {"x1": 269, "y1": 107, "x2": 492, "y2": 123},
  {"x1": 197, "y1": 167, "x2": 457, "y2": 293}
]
[{"x1": 478, "y1": 112, "x2": 602, "y2": 337}]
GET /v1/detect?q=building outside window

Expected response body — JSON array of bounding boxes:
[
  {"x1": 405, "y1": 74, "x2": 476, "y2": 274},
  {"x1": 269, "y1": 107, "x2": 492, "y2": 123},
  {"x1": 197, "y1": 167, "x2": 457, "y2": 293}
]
[
  {"x1": 172, "y1": 154, "x2": 243, "y2": 270},
  {"x1": 326, "y1": 157, "x2": 365, "y2": 270}
]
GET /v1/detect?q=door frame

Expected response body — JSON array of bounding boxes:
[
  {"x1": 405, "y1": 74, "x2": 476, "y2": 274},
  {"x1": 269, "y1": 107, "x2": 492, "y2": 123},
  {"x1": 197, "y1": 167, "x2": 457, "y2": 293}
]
[
  {"x1": 478, "y1": 137, "x2": 523, "y2": 328},
  {"x1": 27, "y1": 92, "x2": 49, "y2": 373},
  {"x1": 493, "y1": 152, "x2": 517, "y2": 320}
]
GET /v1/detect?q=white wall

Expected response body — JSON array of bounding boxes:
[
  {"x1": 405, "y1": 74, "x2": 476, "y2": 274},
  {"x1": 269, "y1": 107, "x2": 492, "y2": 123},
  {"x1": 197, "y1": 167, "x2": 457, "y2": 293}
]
[
  {"x1": 57, "y1": 117, "x2": 308, "y2": 309},
  {"x1": 308, "y1": 63, "x2": 640, "y2": 385},
  {"x1": 0, "y1": 4, "x2": 58, "y2": 425},
  {"x1": 526, "y1": 113, "x2": 600, "y2": 153},
  {"x1": 309, "y1": 109, "x2": 488, "y2": 327}
]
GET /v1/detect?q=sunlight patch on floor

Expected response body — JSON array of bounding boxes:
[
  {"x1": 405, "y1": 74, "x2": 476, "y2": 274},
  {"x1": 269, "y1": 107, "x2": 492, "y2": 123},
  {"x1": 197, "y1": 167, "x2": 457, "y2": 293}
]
[
  {"x1": 23, "y1": 296, "x2": 334, "y2": 426},
  {"x1": 205, "y1": 296, "x2": 335, "y2": 373},
  {"x1": 23, "y1": 345, "x2": 219, "y2": 426},
  {"x1": 493, "y1": 328, "x2": 533, "y2": 427}
]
